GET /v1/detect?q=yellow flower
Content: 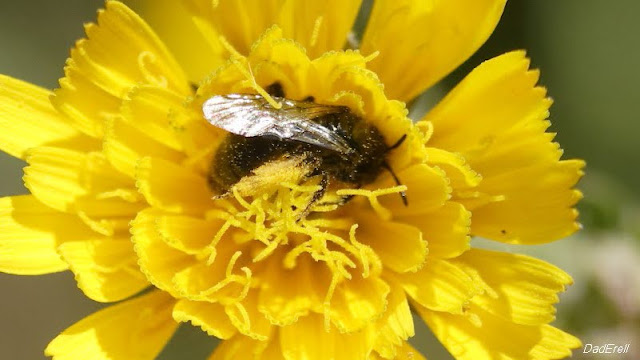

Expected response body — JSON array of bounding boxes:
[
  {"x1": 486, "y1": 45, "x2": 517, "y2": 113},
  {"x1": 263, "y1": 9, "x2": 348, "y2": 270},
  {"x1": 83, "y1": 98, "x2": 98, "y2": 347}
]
[{"x1": 0, "y1": 1, "x2": 585, "y2": 359}]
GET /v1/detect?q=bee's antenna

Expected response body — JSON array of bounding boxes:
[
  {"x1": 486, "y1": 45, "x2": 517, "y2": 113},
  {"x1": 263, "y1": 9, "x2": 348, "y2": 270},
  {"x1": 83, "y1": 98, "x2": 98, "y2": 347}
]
[
  {"x1": 382, "y1": 162, "x2": 408, "y2": 206},
  {"x1": 386, "y1": 134, "x2": 407, "y2": 153}
]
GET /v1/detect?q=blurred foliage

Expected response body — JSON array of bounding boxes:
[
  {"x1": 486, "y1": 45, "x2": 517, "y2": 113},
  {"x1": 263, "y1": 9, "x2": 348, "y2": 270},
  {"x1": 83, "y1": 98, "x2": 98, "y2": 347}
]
[
  {"x1": 1, "y1": 1, "x2": 639, "y2": 359},
  {"x1": 565, "y1": 279, "x2": 621, "y2": 333},
  {"x1": 157, "y1": 325, "x2": 219, "y2": 360}
]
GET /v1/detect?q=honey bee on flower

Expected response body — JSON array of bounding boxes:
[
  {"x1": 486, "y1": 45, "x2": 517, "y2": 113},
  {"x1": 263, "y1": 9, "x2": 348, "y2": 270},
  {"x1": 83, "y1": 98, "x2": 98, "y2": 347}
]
[{"x1": 0, "y1": 1, "x2": 584, "y2": 359}]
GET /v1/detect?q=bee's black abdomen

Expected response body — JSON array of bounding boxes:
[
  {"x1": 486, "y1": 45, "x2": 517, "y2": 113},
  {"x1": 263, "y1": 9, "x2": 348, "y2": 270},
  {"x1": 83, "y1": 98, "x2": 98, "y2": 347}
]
[
  {"x1": 209, "y1": 134, "x2": 295, "y2": 194},
  {"x1": 208, "y1": 100, "x2": 393, "y2": 197}
]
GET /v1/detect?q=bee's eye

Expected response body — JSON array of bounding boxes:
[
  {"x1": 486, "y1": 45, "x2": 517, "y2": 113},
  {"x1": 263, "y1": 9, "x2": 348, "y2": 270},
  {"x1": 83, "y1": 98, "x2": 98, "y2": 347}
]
[{"x1": 265, "y1": 82, "x2": 285, "y2": 98}]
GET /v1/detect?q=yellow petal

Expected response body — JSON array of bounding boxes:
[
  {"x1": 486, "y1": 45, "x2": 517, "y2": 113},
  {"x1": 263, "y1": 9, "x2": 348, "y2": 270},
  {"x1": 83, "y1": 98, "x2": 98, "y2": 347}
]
[
  {"x1": 196, "y1": 26, "x2": 309, "y2": 98},
  {"x1": 425, "y1": 148, "x2": 481, "y2": 190},
  {"x1": 361, "y1": 0, "x2": 506, "y2": 101},
  {"x1": 183, "y1": 0, "x2": 361, "y2": 58},
  {"x1": 0, "y1": 75, "x2": 95, "y2": 159},
  {"x1": 456, "y1": 249, "x2": 573, "y2": 326},
  {"x1": 182, "y1": 0, "x2": 282, "y2": 55},
  {"x1": 392, "y1": 257, "x2": 478, "y2": 314},
  {"x1": 277, "y1": 0, "x2": 362, "y2": 58},
  {"x1": 57, "y1": 239, "x2": 149, "y2": 302},
  {"x1": 170, "y1": 239, "x2": 250, "y2": 303},
  {"x1": 131, "y1": 209, "x2": 196, "y2": 297},
  {"x1": 424, "y1": 51, "x2": 547, "y2": 152},
  {"x1": 419, "y1": 304, "x2": 581, "y2": 360},
  {"x1": 225, "y1": 291, "x2": 271, "y2": 341},
  {"x1": 195, "y1": 26, "x2": 419, "y2": 173},
  {"x1": 53, "y1": 2, "x2": 190, "y2": 138},
  {"x1": 356, "y1": 213, "x2": 427, "y2": 273},
  {"x1": 423, "y1": 51, "x2": 584, "y2": 243},
  {"x1": 372, "y1": 282, "x2": 414, "y2": 359},
  {"x1": 155, "y1": 213, "x2": 222, "y2": 255},
  {"x1": 103, "y1": 116, "x2": 184, "y2": 178},
  {"x1": 121, "y1": 86, "x2": 186, "y2": 151},
  {"x1": 45, "y1": 290, "x2": 178, "y2": 360},
  {"x1": 69, "y1": 1, "x2": 189, "y2": 98},
  {"x1": 399, "y1": 201, "x2": 471, "y2": 259},
  {"x1": 173, "y1": 299, "x2": 237, "y2": 339},
  {"x1": 0, "y1": 195, "x2": 89, "y2": 275},
  {"x1": 135, "y1": 156, "x2": 215, "y2": 214},
  {"x1": 280, "y1": 313, "x2": 376, "y2": 360},
  {"x1": 370, "y1": 342, "x2": 426, "y2": 360},
  {"x1": 23, "y1": 147, "x2": 142, "y2": 216},
  {"x1": 133, "y1": 209, "x2": 248, "y2": 303},
  {"x1": 329, "y1": 275, "x2": 390, "y2": 333},
  {"x1": 470, "y1": 160, "x2": 584, "y2": 244},
  {"x1": 258, "y1": 252, "x2": 325, "y2": 326},
  {"x1": 53, "y1": 62, "x2": 122, "y2": 138},
  {"x1": 377, "y1": 164, "x2": 451, "y2": 217},
  {"x1": 127, "y1": 0, "x2": 226, "y2": 83},
  {"x1": 208, "y1": 334, "x2": 274, "y2": 360}
]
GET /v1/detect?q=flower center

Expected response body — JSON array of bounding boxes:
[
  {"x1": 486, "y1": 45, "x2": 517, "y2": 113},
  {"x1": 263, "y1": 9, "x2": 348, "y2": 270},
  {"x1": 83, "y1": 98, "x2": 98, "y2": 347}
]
[
  {"x1": 184, "y1": 26, "x2": 416, "y2": 326},
  {"x1": 203, "y1": 175, "x2": 404, "y2": 325}
]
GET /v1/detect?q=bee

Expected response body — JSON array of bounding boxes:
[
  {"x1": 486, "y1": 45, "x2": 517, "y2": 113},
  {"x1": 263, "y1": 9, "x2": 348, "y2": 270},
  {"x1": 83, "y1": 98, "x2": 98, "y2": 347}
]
[{"x1": 202, "y1": 83, "x2": 407, "y2": 212}]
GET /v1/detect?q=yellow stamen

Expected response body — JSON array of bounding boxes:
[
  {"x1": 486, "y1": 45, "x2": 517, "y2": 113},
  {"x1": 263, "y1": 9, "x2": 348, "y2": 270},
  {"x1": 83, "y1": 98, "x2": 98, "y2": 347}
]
[
  {"x1": 323, "y1": 274, "x2": 340, "y2": 331},
  {"x1": 310, "y1": 16, "x2": 324, "y2": 48},
  {"x1": 467, "y1": 312, "x2": 483, "y2": 328},
  {"x1": 197, "y1": 250, "x2": 251, "y2": 304},
  {"x1": 337, "y1": 186, "x2": 407, "y2": 220},
  {"x1": 95, "y1": 189, "x2": 141, "y2": 202},
  {"x1": 232, "y1": 187, "x2": 253, "y2": 210},
  {"x1": 206, "y1": 219, "x2": 235, "y2": 265},
  {"x1": 304, "y1": 217, "x2": 353, "y2": 230},
  {"x1": 237, "y1": 267, "x2": 252, "y2": 300},
  {"x1": 348, "y1": 224, "x2": 369, "y2": 278},
  {"x1": 226, "y1": 251, "x2": 243, "y2": 277},
  {"x1": 77, "y1": 211, "x2": 116, "y2": 236},
  {"x1": 218, "y1": 35, "x2": 243, "y2": 60},
  {"x1": 137, "y1": 51, "x2": 168, "y2": 88},
  {"x1": 206, "y1": 179, "x2": 397, "y2": 328},
  {"x1": 233, "y1": 302, "x2": 252, "y2": 333},
  {"x1": 363, "y1": 50, "x2": 380, "y2": 64},
  {"x1": 230, "y1": 58, "x2": 282, "y2": 109}
]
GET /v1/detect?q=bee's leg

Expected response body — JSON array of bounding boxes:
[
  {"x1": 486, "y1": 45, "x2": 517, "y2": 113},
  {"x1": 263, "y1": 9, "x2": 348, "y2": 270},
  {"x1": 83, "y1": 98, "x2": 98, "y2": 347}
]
[
  {"x1": 386, "y1": 134, "x2": 407, "y2": 152},
  {"x1": 297, "y1": 173, "x2": 329, "y2": 220},
  {"x1": 382, "y1": 162, "x2": 408, "y2": 206}
]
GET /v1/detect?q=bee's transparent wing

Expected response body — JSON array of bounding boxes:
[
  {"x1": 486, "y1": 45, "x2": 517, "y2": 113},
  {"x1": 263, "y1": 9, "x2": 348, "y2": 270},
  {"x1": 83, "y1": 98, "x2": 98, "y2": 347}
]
[{"x1": 202, "y1": 94, "x2": 354, "y2": 154}]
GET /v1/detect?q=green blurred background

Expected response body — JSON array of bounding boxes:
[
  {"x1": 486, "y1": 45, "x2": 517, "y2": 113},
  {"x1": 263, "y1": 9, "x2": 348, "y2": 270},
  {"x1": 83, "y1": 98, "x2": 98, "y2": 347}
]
[{"x1": 1, "y1": 1, "x2": 638, "y2": 359}]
